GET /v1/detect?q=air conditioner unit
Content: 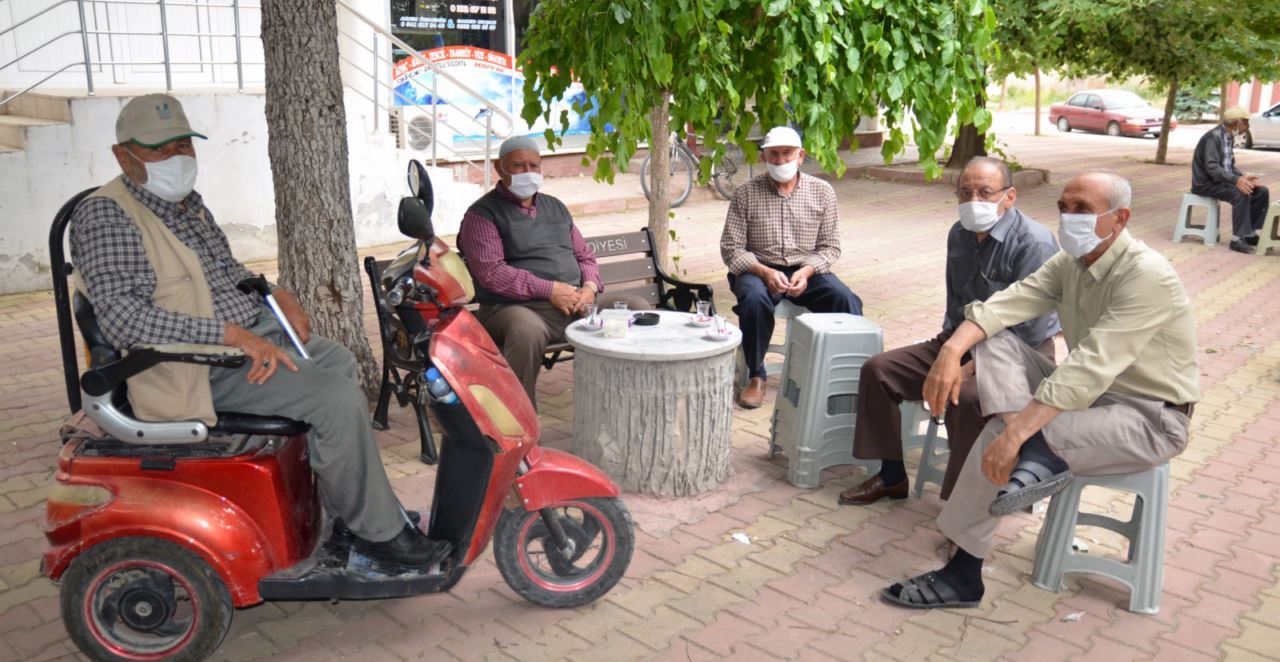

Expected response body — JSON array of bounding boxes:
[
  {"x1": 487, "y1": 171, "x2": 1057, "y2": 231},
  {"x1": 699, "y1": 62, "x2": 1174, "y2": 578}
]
[{"x1": 396, "y1": 104, "x2": 448, "y2": 153}]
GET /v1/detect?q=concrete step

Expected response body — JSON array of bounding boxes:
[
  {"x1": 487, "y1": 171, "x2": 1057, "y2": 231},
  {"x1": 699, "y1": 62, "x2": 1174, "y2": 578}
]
[
  {"x1": 0, "y1": 114, "x2": 65, "y2": 150},
  {"x1": 0, "y1": 91, "x2": 73, "y2": 122}
]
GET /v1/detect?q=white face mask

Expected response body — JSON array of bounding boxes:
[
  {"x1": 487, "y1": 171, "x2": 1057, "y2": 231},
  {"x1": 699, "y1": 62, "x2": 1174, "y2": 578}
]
[
  {"x1": 507, "y1": 171, "x2": 542, "y2": 199},
  {"x1": 1058, "y1": 209, "x2": 1117, "y2": 258},
  {"x1": 957, "y1": 189, "x2": 1009, "y2": 233},
  {"x1": 131, "y1": 153, "x2": 198, "y2": 202},
  {"x1": 767, "y1": 157, "x2": 799, "y2": 183}
]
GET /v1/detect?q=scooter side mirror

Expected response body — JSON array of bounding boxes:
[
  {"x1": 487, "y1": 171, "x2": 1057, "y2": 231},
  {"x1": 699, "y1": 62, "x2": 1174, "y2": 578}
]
[
  {"x1": 398, "y1": 196, "x2": 435, "y2": 243},
  {"x1": 406, "y1": 159, "x2": 434, "y2": 217}
]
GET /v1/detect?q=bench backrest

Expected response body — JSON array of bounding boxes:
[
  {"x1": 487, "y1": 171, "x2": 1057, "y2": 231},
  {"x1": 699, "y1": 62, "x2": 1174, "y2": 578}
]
[{"x1": 587, "y1": 230, "x2": 662, "y2": 305}]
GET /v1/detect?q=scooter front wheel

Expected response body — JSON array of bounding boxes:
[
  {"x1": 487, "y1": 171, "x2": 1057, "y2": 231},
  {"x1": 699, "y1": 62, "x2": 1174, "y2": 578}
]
[
  {"x1": 493, "y1": 497, "x2": 633, "y2": 608},
  {"x1": 60, "y1": 537, "x2": 233, "y2": 662}
]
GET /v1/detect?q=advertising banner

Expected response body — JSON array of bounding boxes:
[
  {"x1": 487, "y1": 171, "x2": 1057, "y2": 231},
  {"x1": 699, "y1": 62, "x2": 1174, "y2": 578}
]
[{"x1": 392, "y1": 45, "x2": 594, "y2": 149}]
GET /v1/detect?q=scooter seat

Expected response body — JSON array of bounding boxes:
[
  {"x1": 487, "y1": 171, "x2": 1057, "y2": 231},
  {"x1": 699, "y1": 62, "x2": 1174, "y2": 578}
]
[{"x1": 212, "y1": 412, "x2": 309, "y2": 436}]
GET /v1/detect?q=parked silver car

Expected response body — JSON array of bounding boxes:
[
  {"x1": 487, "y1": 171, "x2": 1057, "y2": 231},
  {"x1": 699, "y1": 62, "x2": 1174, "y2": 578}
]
[{"x1": 1244, "y1": 101, "x2": 1280, "y2": 149}]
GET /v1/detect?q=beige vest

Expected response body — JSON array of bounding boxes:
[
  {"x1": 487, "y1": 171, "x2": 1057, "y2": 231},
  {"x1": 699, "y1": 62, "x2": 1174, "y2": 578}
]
[{"x1": 74, "y1": 177, "x2": 219, "y2": 425}]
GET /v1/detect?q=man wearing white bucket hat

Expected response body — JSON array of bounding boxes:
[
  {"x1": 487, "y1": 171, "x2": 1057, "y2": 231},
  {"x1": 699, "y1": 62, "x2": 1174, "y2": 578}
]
[
  {"x1": 1191, "y1": 105, "x2": 1270, "y2": 254},
  {"x1": 719, "y1": 126, "x2": 863, "y2": 409}
]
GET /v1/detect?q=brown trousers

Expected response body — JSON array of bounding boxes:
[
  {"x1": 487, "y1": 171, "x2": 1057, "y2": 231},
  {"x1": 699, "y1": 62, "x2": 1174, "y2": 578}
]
[
  {"x1": 851, "y1": 332, "x2": 1055, "y2": 499},
  {"x1": 937, "y1": 331, "x2": 1190, "y2": 558},
  {"x1": 475, "y1": 293, "x2": 650, "y2": 406}
]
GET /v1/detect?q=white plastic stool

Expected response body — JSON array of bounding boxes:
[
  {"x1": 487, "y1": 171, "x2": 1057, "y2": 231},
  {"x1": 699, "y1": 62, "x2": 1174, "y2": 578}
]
[
  {"x1": 1172, "y1": 193, "x2": 1221, "y2": 246},
  {"x1": 1255, "y1": 202, "x2": 1280, "y2": 257},
  {"x1": 1032, "y1": 463, "x2": 1170, "y2": 614},
  {"x1": 736, "y1": 300, "x2": 810, "y2": 387}
]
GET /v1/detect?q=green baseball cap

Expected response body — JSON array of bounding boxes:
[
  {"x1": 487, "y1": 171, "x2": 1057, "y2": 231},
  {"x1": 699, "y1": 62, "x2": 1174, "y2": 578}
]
[{"x1": 116, "y1": 94, "x2": 207, "y2": 148}]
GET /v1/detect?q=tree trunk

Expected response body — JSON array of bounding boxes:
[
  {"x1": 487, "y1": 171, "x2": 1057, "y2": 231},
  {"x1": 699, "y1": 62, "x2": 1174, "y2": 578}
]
[
  {"x1": 648, "y1": 96, "x2": 672, "y2": 264},
  {"x1": 1155, "y1": 76, "x2": 1179, "y2": 165},
  {"x1": 1219, "y1": 82, "x2": 1229, "y2": 119},
  {"x1": 261, "y1": 0, "x2": 380, "y2": 398},
  {"x1": 1034, "y1": 66, "x2": 1042, "y2": 136},
  {"x1": 947, "y1": 91, "x2": 988, "y2": 169}
]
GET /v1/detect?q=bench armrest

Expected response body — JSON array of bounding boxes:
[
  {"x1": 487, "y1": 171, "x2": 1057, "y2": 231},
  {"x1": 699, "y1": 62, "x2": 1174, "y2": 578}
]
[
  {"x1": 81, "y1": 344, "x2": 246, "y2": 397},
  {"x1": 655, "y1": 271, "x2": 716, "y2": 314}
]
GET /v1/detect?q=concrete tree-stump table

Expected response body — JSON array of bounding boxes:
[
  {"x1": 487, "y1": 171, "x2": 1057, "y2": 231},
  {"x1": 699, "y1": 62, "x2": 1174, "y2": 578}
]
[{"x1": 566, "y1": 310, "x2": 742, "y2": 497}]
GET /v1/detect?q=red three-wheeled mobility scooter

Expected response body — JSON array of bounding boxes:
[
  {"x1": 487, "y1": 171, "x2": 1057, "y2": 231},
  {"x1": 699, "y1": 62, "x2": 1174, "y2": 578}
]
[{"x1": 41, "y1": 161, "x2": 634, "y2": 661}]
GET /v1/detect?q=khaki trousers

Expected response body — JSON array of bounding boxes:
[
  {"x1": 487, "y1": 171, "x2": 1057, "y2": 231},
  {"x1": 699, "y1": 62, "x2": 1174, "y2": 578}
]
[
  {"x1": 209, "y1": 312, "x2": 405, "y2": 543},
  {"x1": 475, "y1": 293, "x2": 651, "y2": 406},
  {"x1": 937, "y1": 331, "x2": 1190, "y2": 558}
]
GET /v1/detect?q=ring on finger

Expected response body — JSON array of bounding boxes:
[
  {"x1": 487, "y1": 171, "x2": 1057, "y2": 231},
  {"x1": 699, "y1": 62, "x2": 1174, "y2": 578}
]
[{"x1": 261, "y1": 359, "x2": 271, "y2": 368}]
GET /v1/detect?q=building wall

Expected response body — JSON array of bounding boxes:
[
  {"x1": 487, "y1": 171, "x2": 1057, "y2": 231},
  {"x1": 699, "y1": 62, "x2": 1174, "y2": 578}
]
[{"x1": 0, "y1": 89, "x2": 480, "y2": 295}]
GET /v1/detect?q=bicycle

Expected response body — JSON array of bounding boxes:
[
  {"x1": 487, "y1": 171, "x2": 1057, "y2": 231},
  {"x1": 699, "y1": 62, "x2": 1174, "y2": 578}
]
[{"x1": 640, "y1": 134, "x2": 753, "y2": 207}]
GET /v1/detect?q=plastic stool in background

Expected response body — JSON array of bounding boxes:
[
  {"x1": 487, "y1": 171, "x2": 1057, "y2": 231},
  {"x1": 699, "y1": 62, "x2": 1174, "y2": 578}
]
[
  {"x1": 769, "y1": 314, "x2": 882, "y2": 488},
  {"x1": 1032, "y1": 462, "x2": 1170, "y2": 614},
  {"x1": 1172, "y1": 193, "x2": 1221, "y2": 246},
  {"x1": 736, "y1": 300, "x2": 810, "y2": 387},
  {"x1": 1255, "y1": 202, "x2": 1280, "y2": 256}
]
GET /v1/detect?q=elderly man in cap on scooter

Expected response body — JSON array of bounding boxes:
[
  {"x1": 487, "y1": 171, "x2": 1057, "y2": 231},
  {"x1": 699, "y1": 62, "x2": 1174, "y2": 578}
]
[{"x1": 68, "y1": 94, "x2": 450, "y2": 571}]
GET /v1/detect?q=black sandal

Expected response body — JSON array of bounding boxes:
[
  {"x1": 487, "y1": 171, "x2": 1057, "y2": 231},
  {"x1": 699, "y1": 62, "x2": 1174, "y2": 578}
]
[
  {"x1": 988, "y1": 460, "x2": 1072, "y2": 517},
  {"x1": 880, "y1": 571, "x2": 981, "y2": 609}
]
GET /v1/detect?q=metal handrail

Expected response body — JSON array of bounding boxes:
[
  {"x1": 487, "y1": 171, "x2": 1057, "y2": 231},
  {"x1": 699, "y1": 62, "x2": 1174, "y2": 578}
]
[
  {"x1": 334, "y1": 0, "x2": 507, "y2": 186},
  {"x1": 0, "y1": 0, "x2": 261, "y2": 111},
  {"x1": 0, "y1": 0, "x2": 74, "y2": 40}
]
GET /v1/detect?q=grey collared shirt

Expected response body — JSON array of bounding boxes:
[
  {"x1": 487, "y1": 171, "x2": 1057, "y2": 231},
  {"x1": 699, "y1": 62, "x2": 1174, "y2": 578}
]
[{"x1": 943, "y1": 207, "x2": 1061, "y2": 347}]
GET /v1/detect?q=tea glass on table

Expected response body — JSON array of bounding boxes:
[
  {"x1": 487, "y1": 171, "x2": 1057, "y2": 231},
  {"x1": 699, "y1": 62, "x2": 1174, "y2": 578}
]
[{"x1": 695, "y1": 300, "x2": 711, "y2": 321}]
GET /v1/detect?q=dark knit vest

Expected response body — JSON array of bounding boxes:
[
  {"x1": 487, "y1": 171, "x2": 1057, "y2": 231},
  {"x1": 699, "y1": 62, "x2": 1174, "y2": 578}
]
[{"x1": 468, "y1": 189, "x2": 582, "y2": 305}]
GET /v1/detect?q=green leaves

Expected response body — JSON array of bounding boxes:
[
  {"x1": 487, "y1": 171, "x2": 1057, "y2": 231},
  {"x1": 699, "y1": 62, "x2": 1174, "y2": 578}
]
[{"x1": 520, "y1": 0, "x2": 995, "y2": 182}]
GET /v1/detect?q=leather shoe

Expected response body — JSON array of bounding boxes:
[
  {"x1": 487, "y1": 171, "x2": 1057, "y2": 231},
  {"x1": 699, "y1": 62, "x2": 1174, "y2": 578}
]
[
  {"x1": 358, "y1": 523, "x2": 452, "y2": 570},
  {"x1": 838, "y1": 475, "x2": 909, "y2": 505},
  {"x1": 1229, "y1": 238, "x2": 1256, "y2": 254},
  {"x1": 1244, "y1": 234, "x2": 1260, "y2": 246},
  {"x1": 737, "y1": 377, "x2": 766, "y2": 409}
]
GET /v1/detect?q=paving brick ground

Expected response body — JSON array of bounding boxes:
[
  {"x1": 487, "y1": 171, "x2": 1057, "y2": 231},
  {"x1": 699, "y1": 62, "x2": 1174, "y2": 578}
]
[{"x1": 1, "y1": 123, "x2": 1278, "y2": 661}]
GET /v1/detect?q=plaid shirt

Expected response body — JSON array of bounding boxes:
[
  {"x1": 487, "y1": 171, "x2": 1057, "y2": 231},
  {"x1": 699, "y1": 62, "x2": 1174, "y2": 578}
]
[
  {"x1": 457, "y1": 183, "x2": 602, "y2": 300},
  {"x1": 69, "y1": 178, "x2": 262, "y2": 348},
  {"x1": 720, "y1": 172, "x2": 841, "y2": 274}
]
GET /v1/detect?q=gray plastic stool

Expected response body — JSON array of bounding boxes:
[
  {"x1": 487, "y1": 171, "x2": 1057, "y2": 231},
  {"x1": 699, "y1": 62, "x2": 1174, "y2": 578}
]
[
  {"x1": 1032, "y1": 462, "x2": 1170, "y2": 614},
  {"x1": 769, "y1": 314, "x2": 882, "y2": 488},
  {"x1": 736, "y1": 300, "x2": 809, "y2": 388},
  {"x1": 899, "y1": 402, "x2": 949, "y2": 498},
  {"x1": 1172, "y1": 193, "x2": 1221, "y2": 246}
]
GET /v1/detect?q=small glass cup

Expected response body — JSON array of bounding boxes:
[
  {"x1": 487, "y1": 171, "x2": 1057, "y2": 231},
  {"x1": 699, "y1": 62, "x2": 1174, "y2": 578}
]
[
  {"x1": 602, "y1": 310, "x2": 629, "y2": 338},
  {"x1": 613, "y1": 301, "x2": 629, "y2": 311},
  {"x1": 712, "y1": 314, "x2": 729, "y2": 336},
  {"x1": 583, "y1": 303, "x2": 599, "y2": 327},
  {"x1": 695, "y1": 300, "x2": 711, "y2": 320}
]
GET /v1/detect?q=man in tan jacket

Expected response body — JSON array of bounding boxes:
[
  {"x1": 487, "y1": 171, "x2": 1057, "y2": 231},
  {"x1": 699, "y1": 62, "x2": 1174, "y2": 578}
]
[
  {"x1": 69, "y1": 94, "x2": 448, "y2": 571},
  {"x1": 880, "y1": 172, "x2": 1198, "y2": 609}
]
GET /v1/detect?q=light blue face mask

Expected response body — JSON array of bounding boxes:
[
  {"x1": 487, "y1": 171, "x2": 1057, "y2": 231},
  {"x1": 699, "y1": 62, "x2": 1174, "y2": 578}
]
[
  {"x1": 129, "y1": 151, "x2": 198, "y2": 202},
  {"x1": 1058, "y1": 208, "x2": 1118, "y2": 258}
]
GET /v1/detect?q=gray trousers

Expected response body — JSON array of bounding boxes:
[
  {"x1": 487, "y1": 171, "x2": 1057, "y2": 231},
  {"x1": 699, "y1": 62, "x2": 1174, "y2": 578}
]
[
  {"x1": 475, "y1": 293, "x2": 651, "y2": 406},
  {"x1": 937, "y1": 331, "x2": 1190, "y2": 558},
  {"x1": 209, "y1": 313, "x2": 404, "y2": 543}
]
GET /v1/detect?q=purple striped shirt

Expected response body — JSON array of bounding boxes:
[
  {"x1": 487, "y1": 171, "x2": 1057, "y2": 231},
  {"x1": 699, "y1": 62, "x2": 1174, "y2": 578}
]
[{"x1": 457, "y1": 183, "x2": 602, "y2": 301}]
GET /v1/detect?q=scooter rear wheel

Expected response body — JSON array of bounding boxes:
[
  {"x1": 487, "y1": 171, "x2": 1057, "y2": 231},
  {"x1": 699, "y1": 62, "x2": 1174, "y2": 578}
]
[
  {"x1": 493, "y1": 497, "x2": 633, "y2": 608},
  {"x1": 60, "y1": 537, "x2": 233, "y2": 662}
]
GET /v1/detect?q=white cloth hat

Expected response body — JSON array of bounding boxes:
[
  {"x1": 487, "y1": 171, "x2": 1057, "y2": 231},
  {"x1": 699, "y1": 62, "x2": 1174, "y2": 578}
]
[
  {"x1": 760, "y1": 126, "x2": 802, "y2": 149},
  {"x1": 1223, "y1": 106, "x2": 1251, "y2": 121}
]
